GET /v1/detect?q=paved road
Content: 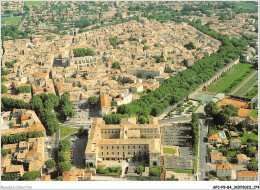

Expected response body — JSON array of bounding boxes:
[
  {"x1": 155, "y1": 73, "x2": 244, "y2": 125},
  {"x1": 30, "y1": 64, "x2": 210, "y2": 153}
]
[
  {"x1": 230, "y1": 71, "x2": 258, "y2": 95},
  {"x1": 198, "y1": 119, "x2": 209, "y2": 181},
  {"x1": 159, "y1": 116, "x2": 191, "y2": 124}
]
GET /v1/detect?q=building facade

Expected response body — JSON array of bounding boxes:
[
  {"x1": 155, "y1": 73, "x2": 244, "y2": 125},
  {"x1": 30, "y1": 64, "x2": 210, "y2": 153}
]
[{"x1": 85, "y1": 117, "x2": 161, "y2": 168}]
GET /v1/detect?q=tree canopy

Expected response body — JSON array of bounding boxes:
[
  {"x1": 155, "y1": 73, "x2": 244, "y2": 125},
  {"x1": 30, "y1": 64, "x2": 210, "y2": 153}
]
[{"x1": 73, "y1": 48, "x2": 95, "y2": 57}]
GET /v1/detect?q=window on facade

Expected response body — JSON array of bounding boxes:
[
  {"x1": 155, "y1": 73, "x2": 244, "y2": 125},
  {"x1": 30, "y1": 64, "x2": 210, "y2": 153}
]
[
  {"x1": 112, "y1": 146, "x2": 114, "y2": 149},
  {"x1": 112, "y1": 152, "x2": 114, "y2": 155},
  {"x1": 107, "y1": 146, "x2": 108, "y2": 149},
  {"x1": 128, "y1": 146, "x2": 130, "y2": 149},
  {"x1": 133, "y1": 146, "x2": 135, "y2": 149},
  {"x1": 123, "y1": 146, "x2": 124, "y2": 149},
  {"x1": 101, "y1": 152, "x2": 103, "y2": 155},
  {"x1": 134, "y1": 152, "x2": 135, "y2": 155},
  {"x1": 107, "y1": 152, "x2": 109, "y2": 155},
  {"x1": 139, "y1": 146, "x2": 141, "y2": 149},
  {"x1": 117, "y1": 152, "x2": 119, "y2": 155},
  {"x1": 117, "y1": 146, "x2": 119, "y2": 149},
  {"x1": 128, "y1": 152, "x2": 130, "y2": 154},
  {"x1": 101, "y1": 146, "x2": 103, "y2": 149},
  {"x1": 139, "y1": 151, "x2": 141, "y2": 155}
]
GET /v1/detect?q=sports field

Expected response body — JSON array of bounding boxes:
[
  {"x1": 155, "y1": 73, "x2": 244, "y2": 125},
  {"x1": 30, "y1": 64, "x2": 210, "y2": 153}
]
[
  {"x1": 1, "y1": 17, "x2": 22, "y2": 25},
  {"x1": 190, "y1": 92, "x2": 214, "y2": 103},
  {"x1": 233, "y1": 72, "x2": 258, "y2": 97},
  {"x1": 208, "y1": 63, "x2": 254, "y2": 93},
  {"x1": 26, "y1": 1, "x2": 47, "y2": 6}
]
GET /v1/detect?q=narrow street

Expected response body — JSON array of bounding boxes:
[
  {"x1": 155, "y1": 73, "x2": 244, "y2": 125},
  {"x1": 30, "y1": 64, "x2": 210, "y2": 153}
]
[{"x1": 198, "y1": 119, "x2": 209, "y2": 181}]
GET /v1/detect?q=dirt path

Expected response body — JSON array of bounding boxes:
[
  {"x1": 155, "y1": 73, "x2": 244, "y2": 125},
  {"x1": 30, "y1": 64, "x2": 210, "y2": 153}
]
[{"x1": 230, "y1": 71, "x2": 258, "y2": 96}]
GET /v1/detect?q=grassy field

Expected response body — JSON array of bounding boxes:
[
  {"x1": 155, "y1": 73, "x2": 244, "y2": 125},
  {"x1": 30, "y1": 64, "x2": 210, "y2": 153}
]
[
  {"x1": 60, "y1": 126, "x2": 78, "y2": 139},
  {"x1": 249, "y1": 109, "x2": 258, "y2": 118},
  {"x1": 208, "y1": 63, "x2": 254, "y2": 93},
  {"x1": 1, "y1": 17, "x2": 22, "y2": 25},
  {"x1": 26, "y1": 1, "x2": 47, "y2": 6},
  {"x1": 173, "y1": 170, "x2": 193, "y2": 174},
  {"x1": 234, "y1": 72, "x2": 258, "y2": 97},
  {"x1": 163, "y1": 147, "x2": 176, "y2": 155}
]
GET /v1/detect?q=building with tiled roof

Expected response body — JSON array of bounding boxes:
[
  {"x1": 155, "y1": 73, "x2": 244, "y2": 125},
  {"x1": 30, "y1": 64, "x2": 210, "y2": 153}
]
[
  {"x1": 237, "y1": 171, "x2": 258, "y2": 181},
  {"x1": 236, "y1": 154, "x2": 249, "y2": 165},
  {"x1": 41, "y1": 175, "x2": 51, "y2": 181},
  {"x1": 210, "y1": 152, "x2": 227, "y2": 164},
  {"x1": 208, "y1": 133, "x2": 221, "y2": 143},
  {"x1": 230, "y1": 138, "x2": 242, "y2": 147},
  {"x1": 216, "y1": 164, "x2": 232, "y2": 177},
  {"x1": 85, "y1": 117, "x2": 161, "y2": 168}
]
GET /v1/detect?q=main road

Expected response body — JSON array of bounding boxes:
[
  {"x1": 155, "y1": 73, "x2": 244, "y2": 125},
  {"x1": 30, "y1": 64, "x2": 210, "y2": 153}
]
[{"x1": 198, "y1": 119, "x2": 209, "y2": 181}]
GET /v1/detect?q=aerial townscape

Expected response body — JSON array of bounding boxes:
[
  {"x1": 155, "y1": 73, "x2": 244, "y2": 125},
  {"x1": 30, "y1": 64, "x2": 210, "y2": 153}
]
[{"x1": 1, "y1": 1, "x2": 258, "y2": 184}]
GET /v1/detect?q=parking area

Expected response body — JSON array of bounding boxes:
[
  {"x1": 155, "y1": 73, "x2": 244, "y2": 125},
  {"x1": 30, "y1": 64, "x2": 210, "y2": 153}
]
[
  {"x1": 161, "y1": 123, "x2": 193, "y2": 148},
  {"x1": 65, "y1": 134, "x2": 88, "y2": 169}
]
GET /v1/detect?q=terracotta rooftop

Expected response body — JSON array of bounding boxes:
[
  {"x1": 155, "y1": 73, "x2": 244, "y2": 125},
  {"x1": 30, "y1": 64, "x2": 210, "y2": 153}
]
[
  {"x1": 41, "y1": 175, "x2": 51, "y2": 181},
  {"x1": 208, "y1": 133, "x2": 219, "y2": 140},
  {"x1": 216, "y1": 164, "x2": 232, "y2": 170},
  {"x1": 236, "y1": 154, "x2": 249, "y2": 161},
  {"x1": 238, "y1": 171, "x2": 258, "y2": 177},
  {"x1": 100, "y1": 93, "x2": 110, "y2": 108},
  {"x1": 63, "y1": 171, "x2": 78, "y2": 181}
]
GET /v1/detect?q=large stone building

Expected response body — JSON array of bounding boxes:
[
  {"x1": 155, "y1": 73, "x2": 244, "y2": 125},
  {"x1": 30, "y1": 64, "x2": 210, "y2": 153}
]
[{"x1": 85, "y1": 117, "x2": 161, "y2": 168}]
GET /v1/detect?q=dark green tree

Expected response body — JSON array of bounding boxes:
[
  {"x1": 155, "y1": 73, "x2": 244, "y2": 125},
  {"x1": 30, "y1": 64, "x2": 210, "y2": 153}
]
[
  {"x1": 1, "y1": 84, "x2": 8, "y2": 94},
  {"x1": 112, "y1": 62, "x2": 120, "y2": 69},
  {"x1": 57, "y1": 161, "x2": 72, "y2": 173},
  {"x1": 46, "y1": 159, "x2": 56, "y2": 170},
  {"x1": 22, "y1": 171, "x2": 41, "y2": 181},
  {"x1": 136, "y1": 165, "x2": 144, "y2": 174}
]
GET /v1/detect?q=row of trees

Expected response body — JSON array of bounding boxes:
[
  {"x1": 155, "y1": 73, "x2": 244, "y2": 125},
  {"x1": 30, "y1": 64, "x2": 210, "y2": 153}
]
[
  {"x1": 1, "y1": 131, "x2": 44, "y2": 145},
  {"x1": 191, "y1": 113, "x2": 199, "y2": 156},
  {"x1": 57, "y1": 140, "x2": 72, "y2": 174}
]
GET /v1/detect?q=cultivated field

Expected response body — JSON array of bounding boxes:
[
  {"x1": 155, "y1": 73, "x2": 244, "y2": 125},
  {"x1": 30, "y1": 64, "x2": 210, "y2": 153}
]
[
  {"x1": 233, "y1": 72, "x2": 258, "y2": 97},
  {"x1": 208, "y1": 63, "x2": 255, "y2": 93},
  {"x1": 1, "y1": 17, "x2": 22, "y2": 25}
]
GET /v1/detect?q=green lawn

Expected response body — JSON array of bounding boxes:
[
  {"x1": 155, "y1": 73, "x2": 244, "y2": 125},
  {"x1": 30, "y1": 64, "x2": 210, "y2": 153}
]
[
  {"x1": 1, "y1": 17, "x2": 22, "y2": 25},
  {"x1": 163, "y1": 147, "x2": 176, "y2": 155},
  {"x1": 234, "y1": 72, "x2": 258, "y2": 97},
  {"x1": 26, "y1": 1, "x2": 47, "y2": 6},
  {"x1": 250, "y1": 109, "x2": 258, "y2": 118},
  {"x1": 60, "y1": 126, "x2": 78, "y2": 139},
  {"x1": 173, "y1": 170, "x2": 193, "y2": 174},
  {"x1": 208, "y1": 63, "x2": 254, "y2": 93}
]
